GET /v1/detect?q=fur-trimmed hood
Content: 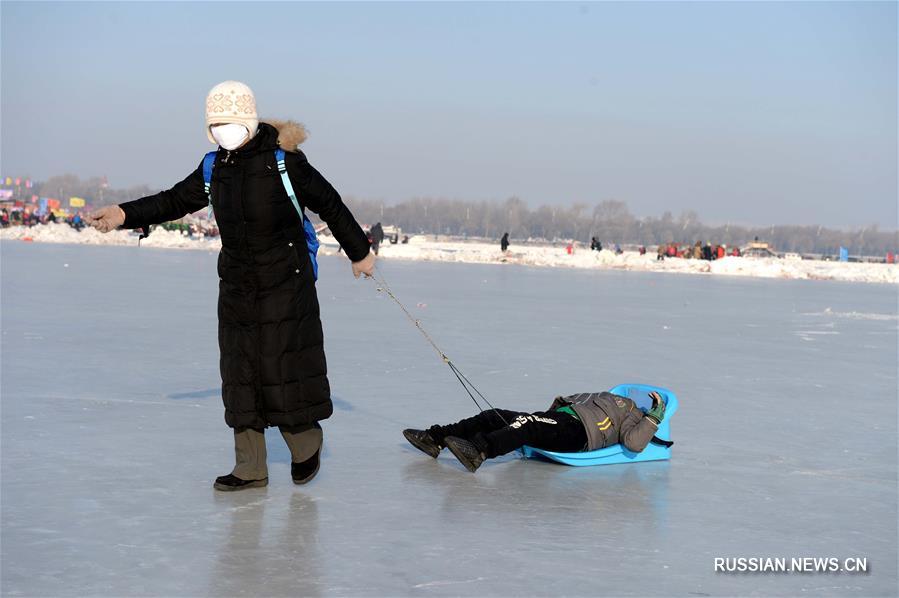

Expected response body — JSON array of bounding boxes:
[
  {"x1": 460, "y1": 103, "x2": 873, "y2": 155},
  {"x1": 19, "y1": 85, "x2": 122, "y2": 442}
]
[{"x1": 263, "y1": 119, "x2": 308, "y2": 153}]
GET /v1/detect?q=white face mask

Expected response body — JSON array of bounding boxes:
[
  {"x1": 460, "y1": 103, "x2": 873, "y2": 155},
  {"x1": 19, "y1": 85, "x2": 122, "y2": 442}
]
[{"x1": 210, "y1": 123, "x2": 249, "y2": 150}]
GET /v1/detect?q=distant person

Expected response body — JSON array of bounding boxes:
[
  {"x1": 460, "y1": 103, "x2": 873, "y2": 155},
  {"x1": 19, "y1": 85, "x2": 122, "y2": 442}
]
[
  {"x1": 370, "y1": 222, "x2": 385, "y2": 255},
  {"x1": 639, "y1": 245, "x2": 646, "y2": 255},
  {"x1": 702, "y1": 243, "x2": 712, "y2": 261},
  {"x1": 85, "y1": 80, "x2": 375, "y2": 491},
  {"x1": 614, "y1": 244, "x2": 622, "y2": 255},
  {"x1": 590, "y1": 237, "x2": 602, "y2": 251},
  {"x1": 656, "y1": 244, "x2": 665, "y2": 261},
  {"x1": 401, "y1": 235, "x2": 409, "y2": 244},
  {"x1": 501, "y1": 232, "x2": 510, "y2": 252},
  {"x1": 403, "y1": 390, "x2": 667, "y2": 473}
]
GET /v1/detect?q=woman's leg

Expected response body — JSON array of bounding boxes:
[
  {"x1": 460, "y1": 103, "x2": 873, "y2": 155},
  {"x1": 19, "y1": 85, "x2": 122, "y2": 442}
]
[
  {"x1": 280, "y1": 423, "x2": 323, "y2": 484},
  {"x1": 279, "y1": 423, "x2": 323, "y2": 464},
  {"x1": 231, "y1": 427, "x2": 268, "y2": 480}
]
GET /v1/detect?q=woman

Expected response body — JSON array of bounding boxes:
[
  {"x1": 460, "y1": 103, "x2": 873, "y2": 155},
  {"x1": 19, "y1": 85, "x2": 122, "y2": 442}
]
[{"x1": 86, "y1": 81, "x2": 375, "y2": 491}]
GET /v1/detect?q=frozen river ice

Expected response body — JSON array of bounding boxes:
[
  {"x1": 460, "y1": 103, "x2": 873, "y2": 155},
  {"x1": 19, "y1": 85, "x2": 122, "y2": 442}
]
[{"x1": 2, "y1": 241, "x2": 897, "y2": 596}]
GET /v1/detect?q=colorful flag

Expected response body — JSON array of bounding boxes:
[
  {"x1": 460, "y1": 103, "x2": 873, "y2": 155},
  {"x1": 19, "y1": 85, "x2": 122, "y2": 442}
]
[
  {"x1": 47, "y1": 198, "x2": 61, "y2": 210},
  {"x1": 15, "y1": 178, "x2": 21, "y2": 186},
  {"x1": 25, "y1": 179, "x2": 32, "y2": 189},
  {"x1": 3, "y1": 177, "x2": 10, "y2": 186},
  {"x1": 69, "y1": 197, "x2": 86, "y2": 208}
]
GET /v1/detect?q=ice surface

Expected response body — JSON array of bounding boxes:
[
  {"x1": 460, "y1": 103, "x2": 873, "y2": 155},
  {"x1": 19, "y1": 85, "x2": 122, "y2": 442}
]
[{"x1": 2, "y1": 241, "x2": 897, "y2": 596}]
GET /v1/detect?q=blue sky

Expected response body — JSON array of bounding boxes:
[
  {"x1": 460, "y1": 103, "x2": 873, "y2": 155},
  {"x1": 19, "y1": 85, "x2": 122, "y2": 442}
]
[{"x1": 2, "y1": 1, "x2": 896, "y2": 227}]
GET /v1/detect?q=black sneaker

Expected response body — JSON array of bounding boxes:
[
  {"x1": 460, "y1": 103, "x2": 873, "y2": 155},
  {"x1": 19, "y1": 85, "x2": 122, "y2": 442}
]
[
  {"x1": 213, "y1": 474, "x2": 268, "y2": 491},
  {"x1": 292, "y1": 423, "x2": 323, "y2": 485},
  {"x1": 444, "y1": 436, "x2": 486, "y2": 473},
  {"x1": 403, "y1": 428, "x2": 442, "y2": 458}
]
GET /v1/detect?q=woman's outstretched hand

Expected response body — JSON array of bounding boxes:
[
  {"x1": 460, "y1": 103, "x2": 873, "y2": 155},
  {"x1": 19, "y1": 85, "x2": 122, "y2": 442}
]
[
  {"x1": 352, "y1": 251, "x2": 376, "y2": 279},
  {"x1": 84, "y1": 205, "x2": 126, "y2": 233}
]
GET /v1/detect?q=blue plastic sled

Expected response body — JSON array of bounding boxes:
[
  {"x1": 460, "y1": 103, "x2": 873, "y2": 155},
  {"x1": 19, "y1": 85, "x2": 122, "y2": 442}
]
[{"x1": 521, "y1": 383, "x2": 678, "y2": 467}]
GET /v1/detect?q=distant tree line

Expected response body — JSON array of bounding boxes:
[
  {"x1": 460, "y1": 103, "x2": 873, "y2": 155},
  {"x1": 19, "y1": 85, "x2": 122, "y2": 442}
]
[
  {"x1": 342, "y1": 196, "x2": 897, "y2": 256},
  {"x1": 33, "y1": 174, "x2": 154, "y2": 207},
  {"x1": 24, "y1": 174, "x2": 898, "y2": 256}
]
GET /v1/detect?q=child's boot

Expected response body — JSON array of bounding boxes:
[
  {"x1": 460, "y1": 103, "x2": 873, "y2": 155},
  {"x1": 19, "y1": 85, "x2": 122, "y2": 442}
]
[
  {"x1": 444, "y1": 436, "x2": 486, "y2": 472},
  {"x1": 403, "y1": 429, "x2": 442, "y2": 458}
]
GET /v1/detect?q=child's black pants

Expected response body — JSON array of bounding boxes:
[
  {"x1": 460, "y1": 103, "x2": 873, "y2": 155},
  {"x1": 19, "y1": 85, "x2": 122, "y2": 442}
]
[{"x1": 428, "y1": 409, "x2": 587, "y2": 458}]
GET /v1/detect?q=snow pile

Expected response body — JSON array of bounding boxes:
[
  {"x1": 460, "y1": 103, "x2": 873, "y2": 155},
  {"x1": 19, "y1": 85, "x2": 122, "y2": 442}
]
[
  {"x1": 3, "y1": 224, "x2": 896, "y2": 284},
  {"x1": 327, "y1": 237, "x2": 896, "y2": 284},
  {"x1": 0, "y1": 223, "x2": 222, "y2": 250}
]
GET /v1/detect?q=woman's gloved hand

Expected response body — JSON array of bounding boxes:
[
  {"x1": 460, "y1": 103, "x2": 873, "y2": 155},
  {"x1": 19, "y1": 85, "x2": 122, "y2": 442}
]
[
  {"x1": 352, "y1": 251, "x2": 376, "y2": 279},
  {"x1": 84, "y1": 205, "x2": 126, "y2": 233},
  {"x1": 645, "y1": 391, "x2": 667, "y2": 425}
]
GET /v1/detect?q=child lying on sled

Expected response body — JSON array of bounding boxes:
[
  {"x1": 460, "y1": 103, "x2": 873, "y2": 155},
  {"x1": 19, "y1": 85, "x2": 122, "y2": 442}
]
[{"x1": 403, "y1": 391, "x2": 666, "y2": 472}]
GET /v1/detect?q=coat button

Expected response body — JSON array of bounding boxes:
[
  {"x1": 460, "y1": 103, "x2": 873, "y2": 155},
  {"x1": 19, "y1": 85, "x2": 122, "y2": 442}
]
[
  {"x1": 288, "y1": 242, "x2": 293, "y2": 247},
  {"x1": 295, "y1": 269, "x2": 300, "y2": 274}
]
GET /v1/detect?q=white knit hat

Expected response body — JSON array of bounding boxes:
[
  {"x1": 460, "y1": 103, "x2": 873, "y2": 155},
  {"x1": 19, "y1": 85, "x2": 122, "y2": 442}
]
[{"x1": 205, "y1": 80, "x2": 259, "y2": 144}]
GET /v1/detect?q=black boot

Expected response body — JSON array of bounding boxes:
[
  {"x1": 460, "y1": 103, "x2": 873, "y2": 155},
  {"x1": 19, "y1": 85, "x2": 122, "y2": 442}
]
[
  {"x1": 291, "y1": 454, "x2": 320, "y2": 485},
  {"x1": 291, "y1": 423, "x2": 322, "y2": 485},
  {"x1": 444, "y1": 436, "x2": 486, "y2": 473},
  {"x1": 213, "y1": 474, "x2": 268, "y2": 491},
  {"x1": 403, "y1": 428, "x2": 442, "y2": 458}
]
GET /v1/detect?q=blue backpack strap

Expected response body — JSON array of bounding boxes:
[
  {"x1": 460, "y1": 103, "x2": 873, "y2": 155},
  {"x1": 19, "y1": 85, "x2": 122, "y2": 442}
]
[
  {"x1": 275, "y1": 149, "x2": 320, "y2": 280},
  {"x1": 202, "y1": 151, "x2": 217, "y2": 218},
  {"x1": 275, "y1": 149, "x2": 303, "y2": 218}
]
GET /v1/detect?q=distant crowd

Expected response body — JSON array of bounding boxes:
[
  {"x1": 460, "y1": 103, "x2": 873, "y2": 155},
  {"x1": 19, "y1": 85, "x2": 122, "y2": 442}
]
[
  {"x1": 157, "y1": 221, "x2": 220, "y2": 239},
  {"x1": 655, "y1": 241, "x2": 740, "y2": 260},
  {"x1": 0, "y1": 207, "x2": 226, "y2": 239},
  {"x1": 589, "y1": 237, "x2": 739, "y2": 260},
  {"x1": 1, "y1": 207, "x2": 87, "y2": 231},
  {"x1": 498, "y1": 234, "x2": 743, "y2": 259}
]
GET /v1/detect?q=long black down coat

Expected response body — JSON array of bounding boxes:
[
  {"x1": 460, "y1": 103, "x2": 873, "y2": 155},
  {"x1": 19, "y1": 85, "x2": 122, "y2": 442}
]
[{"x1": 120, "y1": 121, "x2": 370, "y2": 429}]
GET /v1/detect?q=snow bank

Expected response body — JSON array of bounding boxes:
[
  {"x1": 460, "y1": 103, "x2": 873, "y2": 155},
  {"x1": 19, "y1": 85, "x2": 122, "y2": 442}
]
[
  {"x1": 0, "y1": 223, "x2": 222, "y2": 250},
  {"x1": 3, "y1": 224, "x2": 896, "y2": 285},
  {"x1": 334, "y1": 237, "x2": 897, "y2": 284}
]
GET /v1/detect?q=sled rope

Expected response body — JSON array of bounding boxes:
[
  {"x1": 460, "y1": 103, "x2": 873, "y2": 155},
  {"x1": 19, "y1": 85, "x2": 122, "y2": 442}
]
[
  {"x1": 370, "y1": 266, "x2": 508, "y2": 424},
  {"x1": 371, "y1": 268, "x2": 447, "y2": 362}
]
